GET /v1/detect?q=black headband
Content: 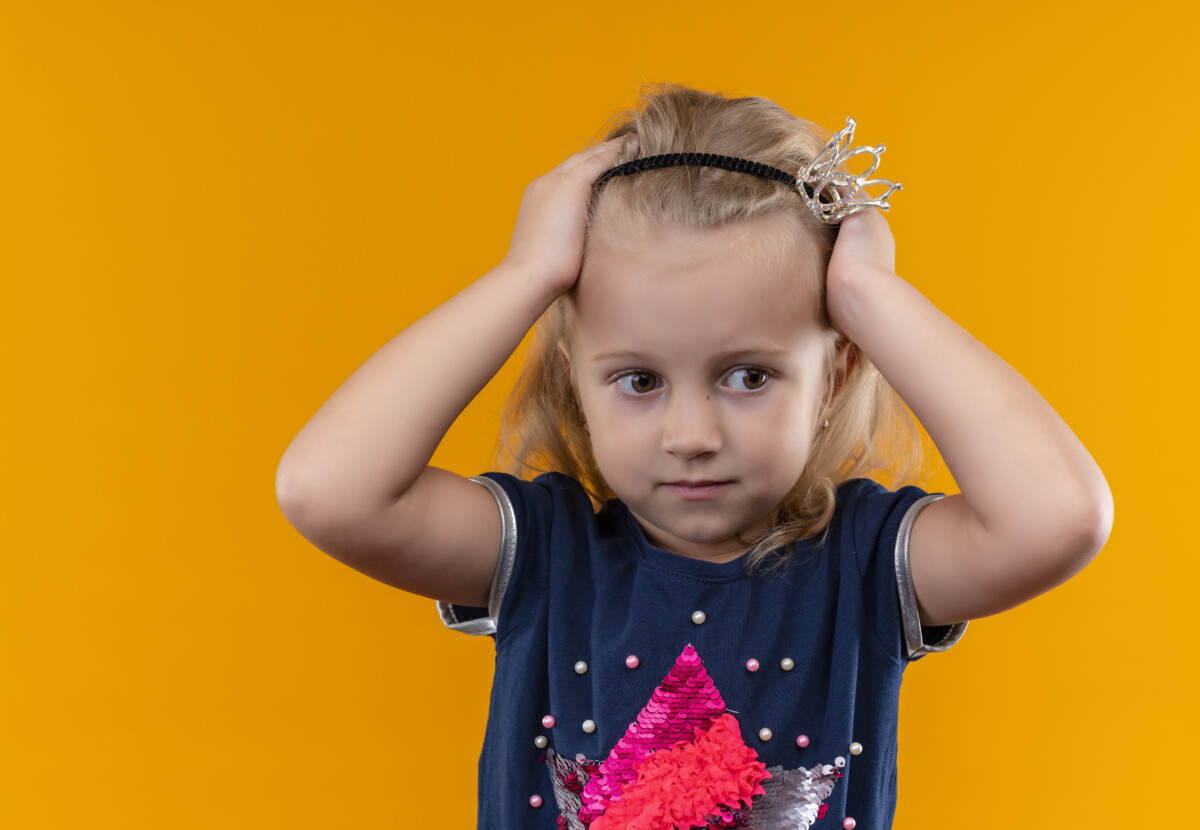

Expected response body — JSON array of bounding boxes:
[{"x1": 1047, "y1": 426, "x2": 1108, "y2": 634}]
[
  {"x1": 591, "y1": 119, "x2": 902, "y2": 225},
  {"x1": 594, "y1": 153, "x2": 802, "y2": 191}
]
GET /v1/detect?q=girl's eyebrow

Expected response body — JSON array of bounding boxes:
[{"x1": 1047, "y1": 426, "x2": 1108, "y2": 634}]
[
  {"x1": 590, "y1": 348, "x2": 792, "y2": 363},
  {"x1": 713, "y1": 348, "x2": 792, "y2": 361},
  {"x1": 590, "y1": 350, "x2": 643, "y2": 363}
]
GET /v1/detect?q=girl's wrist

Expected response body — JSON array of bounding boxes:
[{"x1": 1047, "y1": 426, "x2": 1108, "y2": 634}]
[
  {"x1": 489, "y1": 257, "x2": 573, "y2": 318},
  {"x1": 825, "y1": 263, "x2": 897, "y2": 342}
]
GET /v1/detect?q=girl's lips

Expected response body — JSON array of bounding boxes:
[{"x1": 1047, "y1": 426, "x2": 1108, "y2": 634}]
[{"x1": 663, "y1": 480, "x2": 733, "y2": 500}]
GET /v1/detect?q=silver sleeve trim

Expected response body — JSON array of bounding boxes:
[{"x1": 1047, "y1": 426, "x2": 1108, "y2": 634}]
[
  {"x1": 895, "y1": 493, "x2": 968, "y2": 659},
  {"x1": 435, "y1": 475, "x2": 518, "y2": 637}
]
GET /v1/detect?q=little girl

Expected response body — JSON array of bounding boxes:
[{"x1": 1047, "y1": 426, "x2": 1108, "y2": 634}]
[{"x1": 276, "y1": 84, "x2": 1112, "y2": 829}]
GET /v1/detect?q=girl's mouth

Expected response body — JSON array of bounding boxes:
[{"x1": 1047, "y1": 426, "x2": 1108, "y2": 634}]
[{"x1": 663, "y1": 480, "x2": 733, "y2": 500}]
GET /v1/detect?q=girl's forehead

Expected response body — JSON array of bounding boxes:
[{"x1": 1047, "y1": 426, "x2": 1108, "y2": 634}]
[
  {"x1": 572, "y1": 215, "x2": 829, "y2": 352},
  {"x1": 578, "y1": 215, "x2": 824, "y2": 316},
  {"x1": 588, "y1": 212, "x2": 819, "y2": 267}
]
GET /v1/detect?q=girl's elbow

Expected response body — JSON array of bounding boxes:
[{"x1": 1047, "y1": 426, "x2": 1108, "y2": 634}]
[
  {"x1": 1054, "y1": 482, "x2": 1114, "y2": 573},
  {"x1": 1085, "y1": 473, "x2": 1114, "y2": 547}
]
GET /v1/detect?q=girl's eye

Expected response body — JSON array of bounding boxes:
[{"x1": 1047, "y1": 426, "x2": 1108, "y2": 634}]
[
  {"x1": 728, "y1": 368, "x2": 769, "y2": 391},
  {"x1": 616, "y1": 372, "x2": 659, "y2": 394}
]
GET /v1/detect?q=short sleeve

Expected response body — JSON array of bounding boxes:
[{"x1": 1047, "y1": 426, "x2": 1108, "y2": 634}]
[
  {"x1": 433, "y1": 471, "x2": 592, "y2": 641},
  {"x1": 842, "y1": 479, "x2": 967, "y2": 663},
  {"x1": 435, "y1": 475, "x2": 518, "y2": 637},
  {"x1": 893, "y1": 494, "x2": 968, "y2": 659}
]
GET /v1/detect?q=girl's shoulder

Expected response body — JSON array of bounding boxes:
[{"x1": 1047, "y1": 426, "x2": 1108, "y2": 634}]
[
  {"x1": 480, "y1": 470, "x2": 599, "y2": 513},
  {"x1": 484, "y1": 469, "x2": 588, "y2": 493},
  {"x1": 834, "y1": 477, "x2": 933, "y2": 514},
  {"x1": 828, "y1": 477, "x2": 939, "y2": 561},
  {"x1": 478, "y1": 470, "x2": 632, "y2": 539}
]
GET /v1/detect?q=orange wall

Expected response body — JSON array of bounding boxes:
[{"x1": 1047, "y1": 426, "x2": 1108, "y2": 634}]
[{"x1": 2, "y1": 1, "x2": 1195, "y2": 826}]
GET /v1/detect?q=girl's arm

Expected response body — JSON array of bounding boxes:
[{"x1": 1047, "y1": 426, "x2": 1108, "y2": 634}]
[
  {"x1": 275, "y1": 138, "x2": 628, "y2": 608},
  {"x1": 825, "y1": 210, "x2": 1114, "y2": 627}
]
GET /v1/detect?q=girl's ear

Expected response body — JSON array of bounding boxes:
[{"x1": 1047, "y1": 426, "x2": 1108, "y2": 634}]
[
  {"x1": 558, "y1": 338, "x2": 587, "y2": 421},
  {"x1": 829, "y1": 337, "x2": 857, "y2": 403},
  {"x1": 556, "y1": 338, "x2": 573, "y2": 380}
]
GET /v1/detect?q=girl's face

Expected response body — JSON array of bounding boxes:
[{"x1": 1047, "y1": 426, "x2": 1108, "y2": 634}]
[{"x1": 563, "y1": 214, "x2": 842, "y2": 563}]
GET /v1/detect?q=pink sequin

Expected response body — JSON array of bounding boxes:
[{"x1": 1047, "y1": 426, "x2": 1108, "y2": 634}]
[{"x1": 578, "y1": 644, "x2": 727, "y2": 824}]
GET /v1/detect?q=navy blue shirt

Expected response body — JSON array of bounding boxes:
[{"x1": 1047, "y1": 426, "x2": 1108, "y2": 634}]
[{"x1": 439, "y1": 472, "x2": 965, "y2": 829}]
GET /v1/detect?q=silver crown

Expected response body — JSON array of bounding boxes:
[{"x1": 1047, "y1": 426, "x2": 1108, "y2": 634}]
[{"x1": 798, "y1": 118, "x2": 902, "y2": 225}]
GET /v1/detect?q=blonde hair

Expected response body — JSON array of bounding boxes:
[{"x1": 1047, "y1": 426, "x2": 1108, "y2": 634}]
[{"x1": 499, "y1": 83, "x2": 926, "y2": 570}]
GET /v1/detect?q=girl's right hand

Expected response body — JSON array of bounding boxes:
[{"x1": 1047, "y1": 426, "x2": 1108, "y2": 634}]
[
  {"x1": 278, "y1": 136, "x2": 630, "y2": 610},
  {"x1": 503, "y1": 136, "x2": 630, "y2": 297}
]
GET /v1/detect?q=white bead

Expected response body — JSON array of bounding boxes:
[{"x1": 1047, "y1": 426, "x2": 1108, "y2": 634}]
[
  {"x1": 534, "y1": 735, "x2": 548, "y2": 749},
  {"x1": 582, "y1": 719, "x2": 596, "y2": 733},
  {"x1": 758, "y1": 728, "x2": 773, "y2": 741},
  {"x1": 849, "y1": 741, "x2": 863, "y2": 755},
  {"x1": 691, "y1": 610, "x2": 707, "y2": 625},
  {"x1": 574, "y1": 661, "x2": 589, "y2": 675},
  {"x1": 835, "y1": 756, "x2": 846, "y2": 767},
  {"x1": 780, "y1": 657, "x2": 795, "y2": 671}
]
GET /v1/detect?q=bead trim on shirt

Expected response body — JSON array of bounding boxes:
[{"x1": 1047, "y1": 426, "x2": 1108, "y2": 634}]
[{"x1": 545, "y1": 646, "x2": 845, "y2": 829}]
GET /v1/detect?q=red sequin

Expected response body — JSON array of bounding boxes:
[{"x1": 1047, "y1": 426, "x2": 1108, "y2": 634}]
[
  {"x1": 579, "y1": 644, "x2": 728, "y2": 823},
  {"x1": 588, "y1": 714, "x2": 769, "y2": 829}
]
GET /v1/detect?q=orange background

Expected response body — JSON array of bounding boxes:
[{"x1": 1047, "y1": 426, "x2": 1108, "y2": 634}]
[{"x1": 2, "y1": 1, "x2": 1196, "y2": 826}]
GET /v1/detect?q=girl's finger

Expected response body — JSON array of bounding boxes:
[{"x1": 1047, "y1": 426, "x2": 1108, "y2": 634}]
[{"x1": 559, "y1": 135, "x2": 631, "y2": 175}]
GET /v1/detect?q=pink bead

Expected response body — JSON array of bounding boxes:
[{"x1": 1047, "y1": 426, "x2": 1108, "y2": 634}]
[
  {"x1": 530, "y1": 795, "x2": 543, "y2": 808},
  {"x1": 796, "y1": 734, "x2": 810, "y2": 747},
  {"x1": 625, "y1": 655, "x2": 640, "y2": 669},
  {"x1": 843, "y1": 818, "x2": 856, "y2": 829},
  {"x1": 542, "y1": 715, "x2": 555, "y2": 728},
  {"x1": 745, "y1": 658, "x2": 760, "y2": 672}
]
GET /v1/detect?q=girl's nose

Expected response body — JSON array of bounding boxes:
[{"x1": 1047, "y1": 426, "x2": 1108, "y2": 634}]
[{"x1": 661, "y1": 391, "x2": 723, "y2": 458}]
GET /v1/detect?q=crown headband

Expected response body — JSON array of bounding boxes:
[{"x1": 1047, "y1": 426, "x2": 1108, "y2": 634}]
[{"x1": 593, "y1": 118, "x2": 902, "y2": 225}]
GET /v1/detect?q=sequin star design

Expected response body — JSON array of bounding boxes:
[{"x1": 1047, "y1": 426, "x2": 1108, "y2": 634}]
[{"x1": 545, "y1": 645, "x2": 843, "y2": 830}]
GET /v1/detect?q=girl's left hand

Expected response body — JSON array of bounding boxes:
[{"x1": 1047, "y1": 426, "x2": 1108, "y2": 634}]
[
  {"x1": 821, "y1": 202, "x2": 1112, "y2": 629},
  {"x1": 824, "y1": 207, "x2": 898, "y2": 338}
]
